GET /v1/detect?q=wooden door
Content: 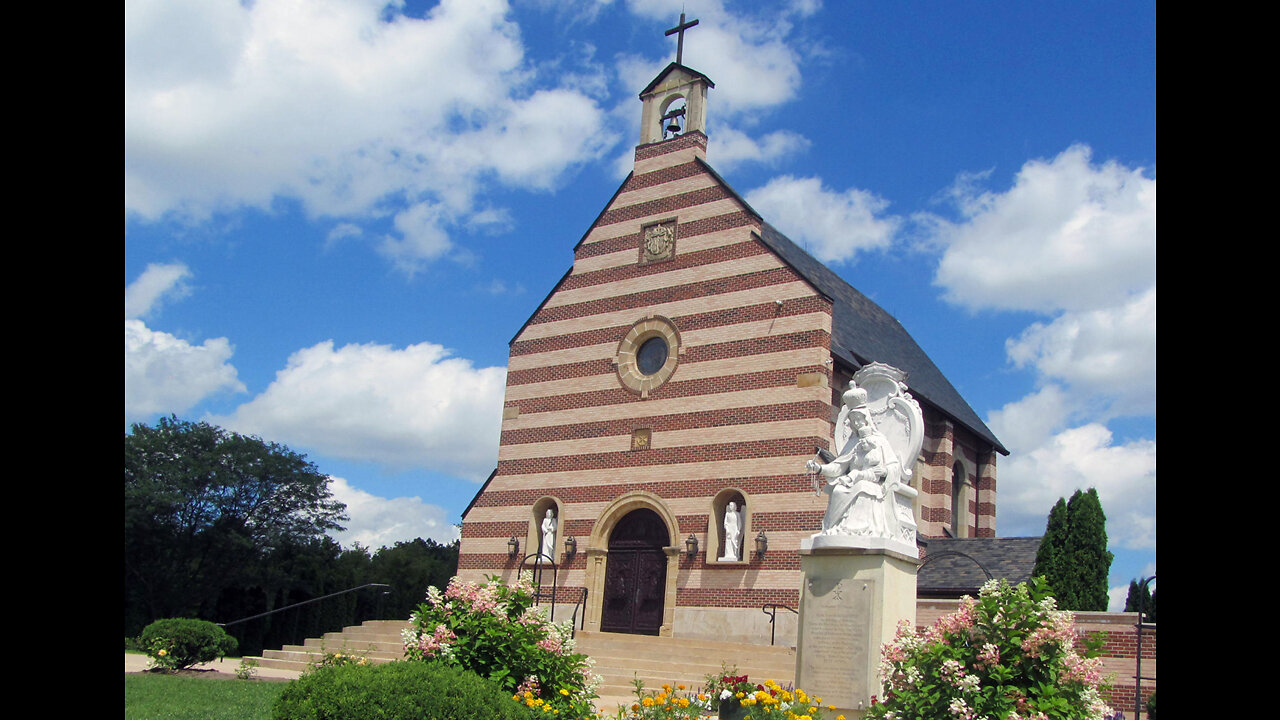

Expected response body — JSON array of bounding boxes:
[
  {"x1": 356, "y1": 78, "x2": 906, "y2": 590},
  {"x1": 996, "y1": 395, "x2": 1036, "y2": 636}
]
[{"x1": 600, "y1": 508, "x2": 669, "y2": 635}]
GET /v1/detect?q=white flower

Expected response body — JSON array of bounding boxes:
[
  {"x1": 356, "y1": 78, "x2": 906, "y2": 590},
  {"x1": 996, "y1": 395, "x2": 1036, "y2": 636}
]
[{"x1": 721, "y1": 690, "x2": 734, "y2": 700}]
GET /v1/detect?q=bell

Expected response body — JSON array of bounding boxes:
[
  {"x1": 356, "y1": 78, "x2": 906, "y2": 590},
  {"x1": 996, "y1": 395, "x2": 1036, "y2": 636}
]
[{"x1": 666, "y1": 122, "x2": 682, "y2": 135}]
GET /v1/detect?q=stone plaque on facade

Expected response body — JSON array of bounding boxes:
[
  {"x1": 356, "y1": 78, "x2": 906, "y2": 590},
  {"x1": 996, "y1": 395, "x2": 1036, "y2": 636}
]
[
  {"x1": 797, "y1": 576, "x2": 873, "y2": 710},
  {"x1": 639, "y1": 221, "x2": 676, "y2": 264}
]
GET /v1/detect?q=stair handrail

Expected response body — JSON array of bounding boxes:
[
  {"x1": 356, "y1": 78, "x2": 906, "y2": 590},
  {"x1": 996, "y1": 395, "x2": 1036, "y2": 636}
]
[
  {"x1": 217, "y1": 583, "x2": 392, "y2": 628},
  {"x1": 523, "y1": 552, "x2": 559, "y2": 622},
  {"x1": 761, "y1": 603, "x2": 798, "y2": 646},
  {"x1": 568, "y1": 587, "x2": 588, "y2": 638}
]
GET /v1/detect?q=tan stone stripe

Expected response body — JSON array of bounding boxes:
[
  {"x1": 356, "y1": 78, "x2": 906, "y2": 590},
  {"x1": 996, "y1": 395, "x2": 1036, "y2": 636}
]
[
  {"x1": 579, "y1": 198, "x2": 744, "y2": 246},
  {"x1": 503, "y1": 379, "x2": 830, "y2": 429},
  {"x1": 518, "y1": 280, "x2": 819, "y2": 342},
  {"x1": 498, "y1": 418, "x2": 831, "y2": 461},
  {"x1": 508, "y1": 312, "x2": 831, "y2": 372},
  {"x1": 480, "y1": 455, "x2": 816, "y2": 491},
  {"x1": 505, "y1": 346, "x2": 828, "y2": 402},
  {"x1": 464, "y1": 494, "x2": 828, "y2": 525},
  {"x1": 633, "y1": 147, "x2": 705, "y2": 177},
  {"x1": 570, "y1": 227, "x2": 757, "y2": 276},
  {"x1": 611, "y1": 174, "x2": 719, "y2": 213},
  {"x1": 546, "y1": 254, "x2": 785, "y2": 310}
]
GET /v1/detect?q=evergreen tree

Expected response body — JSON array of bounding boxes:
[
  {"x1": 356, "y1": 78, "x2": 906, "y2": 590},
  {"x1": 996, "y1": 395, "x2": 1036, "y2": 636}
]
[
  {"x1": 1033, "y1": 497, "x2": 1069, "y2": 597},
  {"x1": 1125, "y1": 578, "x2": 1156, "y2": 621},
  {"x1": 1032, "y1": 489, "x2": 1113, "y2": 611}
]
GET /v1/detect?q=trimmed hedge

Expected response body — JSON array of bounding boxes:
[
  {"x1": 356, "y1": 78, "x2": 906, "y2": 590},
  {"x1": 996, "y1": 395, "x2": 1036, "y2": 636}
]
[
  {"x1": 272, "y1": 661, "x2": 535, "y2": 720},
  {"x1": 139, "y1": 618, "x2": 238, "y2": 671}
]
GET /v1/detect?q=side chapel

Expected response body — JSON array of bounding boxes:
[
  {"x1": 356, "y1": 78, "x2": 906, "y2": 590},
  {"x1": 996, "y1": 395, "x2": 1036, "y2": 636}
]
[{"x1": 457, "y1": 24, "x2": 1007, "y2": 646}]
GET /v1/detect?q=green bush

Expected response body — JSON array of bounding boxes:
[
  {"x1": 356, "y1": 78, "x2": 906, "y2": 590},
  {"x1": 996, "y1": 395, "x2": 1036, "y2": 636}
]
[
  {"x1": 1146, "y1": 689, "x2": 1156, "y2": 719},
  {"x1": 140, "y1": 618, "x2": 238, "y2": 672},
  {"x1": 272, "y1": 661, "x2": 535, "y2": 720}
]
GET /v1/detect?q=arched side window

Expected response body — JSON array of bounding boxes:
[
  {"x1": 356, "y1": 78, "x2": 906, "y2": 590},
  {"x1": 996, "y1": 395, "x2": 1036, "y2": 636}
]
[
  {"x1": 950, "y1": 462, "x2": 970, "y2": 538},
  {"x1": 706, "y1": 489, "x2": 749, "y2": 563}
]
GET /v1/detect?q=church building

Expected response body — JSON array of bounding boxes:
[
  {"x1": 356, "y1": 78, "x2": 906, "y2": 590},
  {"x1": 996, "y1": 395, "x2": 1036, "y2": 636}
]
[{"x1": 457, "y1": 37, "x2": 1007, "y2": 646}]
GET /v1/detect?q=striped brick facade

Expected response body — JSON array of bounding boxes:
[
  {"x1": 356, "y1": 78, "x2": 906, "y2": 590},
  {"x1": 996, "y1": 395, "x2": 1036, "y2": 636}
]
[{"x1": 459, "y1": 103, "x2": 1000, "y2": 646}]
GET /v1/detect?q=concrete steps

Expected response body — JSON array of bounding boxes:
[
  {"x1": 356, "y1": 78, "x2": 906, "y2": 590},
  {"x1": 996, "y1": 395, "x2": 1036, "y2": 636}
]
[
  {"x1": 250, "y1": 619, "x2": 411, "y2": 672},
  {"x1": 575, "y1": 631, "x2": 796, "y2": 701},
  {"x1": 246, "y1": 620, "x2": 798, "y2": 706}
]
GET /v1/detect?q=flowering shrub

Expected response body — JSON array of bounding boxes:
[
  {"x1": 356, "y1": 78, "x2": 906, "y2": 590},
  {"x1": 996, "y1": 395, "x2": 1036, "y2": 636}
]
[
  {"x1": 866, "y1": 577, "x2": 1113, "y2": 720},
  {"x1": 139, "y1": 617, "x2": 237, "y2": 672},
  {"x1": 403, "y1": 573, "x2": 600, "y2": 718}
]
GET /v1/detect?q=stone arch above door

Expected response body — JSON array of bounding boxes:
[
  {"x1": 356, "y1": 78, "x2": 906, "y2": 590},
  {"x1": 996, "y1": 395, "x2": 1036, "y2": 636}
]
[{"x1": 583, "y1": 492, "x2": 681, "y2": 637}]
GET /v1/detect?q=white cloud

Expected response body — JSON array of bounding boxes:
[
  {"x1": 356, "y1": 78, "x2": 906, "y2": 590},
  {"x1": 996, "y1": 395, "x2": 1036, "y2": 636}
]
[
  {"x1": 125, "y1": 262, "x2": 192, "y2": 319},
  {"x1": 326, "y1": 476, "x2": 460, "y2": 549},
  {"x1": 1107, "y1": 584, "x2": 1129, "y2": 613},
  {"x1": 214, "y1": 340, "x2": 505, "y2": 480},
  {"x1": 1007, "y1": 287, "x2": 1156, "y2": 417},
  {"x1": 125, "y1": 319, "x2": 246, "y2": 421},
  {"x1": 930, "y1": 144, "x2": 1155, "y2": 314},
  {"x1": 708, "y1": 127, "x2": 810, "y2": 171},
  {"x1": 125, "y1": 264, "x2": 245, "y2": 422},
  {"x1": 745, "y1": 175, "x2": 900, "y2": 264},
  {"x1": 990, "y1": 413, "x2": 1156, "y2": 551},
  {"x1": 126, "y1": 0, "x2": 611, "y2": 262},
  {"x1": 617, "y1": 0, "x2": 806, "y2": 116}
]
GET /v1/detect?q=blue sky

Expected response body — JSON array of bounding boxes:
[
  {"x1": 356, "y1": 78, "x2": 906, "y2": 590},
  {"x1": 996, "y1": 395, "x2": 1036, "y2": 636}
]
[{"x1": 125, "y1": 0, "x2": 1156, "y2": 610}]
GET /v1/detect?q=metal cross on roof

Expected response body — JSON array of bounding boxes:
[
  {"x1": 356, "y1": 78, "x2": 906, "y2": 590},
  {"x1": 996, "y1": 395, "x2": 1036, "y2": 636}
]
[{"x1": 665, "y1": 12, "x2": 699, "y2": 66}]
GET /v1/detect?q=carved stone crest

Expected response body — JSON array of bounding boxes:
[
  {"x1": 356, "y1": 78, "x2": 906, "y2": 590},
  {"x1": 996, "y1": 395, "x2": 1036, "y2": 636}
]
[{"x1": 640, "y1": 221, "x2": 676, "y2": 264}]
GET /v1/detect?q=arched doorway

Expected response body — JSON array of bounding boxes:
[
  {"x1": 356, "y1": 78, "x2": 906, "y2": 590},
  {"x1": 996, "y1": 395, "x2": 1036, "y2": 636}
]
[{"x1": 600, "y1": 508, "x2": 669, "y2": 635}]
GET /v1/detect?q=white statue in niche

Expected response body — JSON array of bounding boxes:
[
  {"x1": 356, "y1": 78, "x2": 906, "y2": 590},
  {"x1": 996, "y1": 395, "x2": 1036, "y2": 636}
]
[
  {"x1": 803, "y1": 364, "x2": 923, "y2": 556},
  {"x1": 539, "y1": 509, "x2": 557, "y2": 562},
  {"x1": 718, "y1": 501, "x2": 744, "y2": 561}
]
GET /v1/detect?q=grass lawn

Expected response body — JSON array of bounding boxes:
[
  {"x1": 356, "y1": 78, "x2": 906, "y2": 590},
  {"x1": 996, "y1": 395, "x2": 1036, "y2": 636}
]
[{"x1": 125, "y1": 673, "x2": 288, "y2": 720}]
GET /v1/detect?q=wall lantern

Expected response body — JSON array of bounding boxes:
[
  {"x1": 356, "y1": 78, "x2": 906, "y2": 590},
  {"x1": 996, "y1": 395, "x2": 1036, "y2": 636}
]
[
  {"x1": 507, "y1": 537, "x2": 520, "y2": 559},
  {"x1": 754, "y1": 531, "x2": 769, "y2": 558},
  {"x1": 564, "y1": 536, "x2": 577, "y2": 560},
  {"x1": 685, "y1": 533, "x2": 699, "y2": 558}
]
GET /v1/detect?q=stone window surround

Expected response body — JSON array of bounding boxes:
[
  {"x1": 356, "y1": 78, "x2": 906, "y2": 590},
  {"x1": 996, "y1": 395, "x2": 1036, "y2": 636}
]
[{"x1": 614, "y1": 315, "x2": 682, "y2": 398}]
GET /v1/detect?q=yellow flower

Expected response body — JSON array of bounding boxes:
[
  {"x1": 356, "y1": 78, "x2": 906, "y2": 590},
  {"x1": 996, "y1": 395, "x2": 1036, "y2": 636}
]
[
  {"x1": 677, "y1": 684, "x2": 686, "y2": 690},
  {"x1": 837, "y1": 716, "x2": 847, "y2": 720},
  {"x1": 157, "y1": 649, "x2": 167, "y2": 657},
  {"x1": 561, "y1": 688, "x2": 571, "y2": 696}
]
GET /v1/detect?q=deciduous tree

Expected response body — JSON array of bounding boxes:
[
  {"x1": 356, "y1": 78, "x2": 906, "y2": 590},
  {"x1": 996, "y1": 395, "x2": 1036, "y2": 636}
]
[{"x1": 125, "y1": 416, "x2": 348, "y2": 634}]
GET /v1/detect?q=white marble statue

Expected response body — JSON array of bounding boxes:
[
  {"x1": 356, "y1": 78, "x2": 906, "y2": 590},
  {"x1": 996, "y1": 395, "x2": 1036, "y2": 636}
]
[
  {"x1": 718, "y1": 501, "x2": 743, "y2": 561},
  {"x1": 539, "y1": 509, "x2": 557, "y2": 561},
  {"x1": 803, "y1": 364, "x2": 924, "y2": 556}
]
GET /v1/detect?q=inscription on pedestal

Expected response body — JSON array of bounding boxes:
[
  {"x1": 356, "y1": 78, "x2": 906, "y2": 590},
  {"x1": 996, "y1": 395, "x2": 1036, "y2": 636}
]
[{"x1": 798, "y1": 577, "x2": 873, "y2": 709}]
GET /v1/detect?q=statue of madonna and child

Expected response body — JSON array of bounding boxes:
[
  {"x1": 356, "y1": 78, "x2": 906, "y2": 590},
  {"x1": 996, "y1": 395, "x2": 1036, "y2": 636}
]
[{"x1": 803, "y1": 363, "x2": 924, "y2": 556}]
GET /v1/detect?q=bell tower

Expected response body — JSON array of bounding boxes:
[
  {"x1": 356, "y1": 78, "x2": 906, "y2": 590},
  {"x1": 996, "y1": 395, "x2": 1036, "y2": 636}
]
[{"x1": 638, "y1": 13, "x2": 714, "y2": 147}]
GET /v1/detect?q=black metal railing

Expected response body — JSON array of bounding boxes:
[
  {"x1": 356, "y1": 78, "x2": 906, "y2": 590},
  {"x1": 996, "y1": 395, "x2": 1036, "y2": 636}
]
[
  {"x1": 1134, "y1": 574, "x2": 1156, "y2": 718},
  {"x1": 761, "y1": 603, "x2": 798, "y2": 646},
  {"x1": 569, "y1": 587, "x2": 588, "y2": 638},
  {"x1": 217, "y1": 583, "x2": 392, "y2": 657}
]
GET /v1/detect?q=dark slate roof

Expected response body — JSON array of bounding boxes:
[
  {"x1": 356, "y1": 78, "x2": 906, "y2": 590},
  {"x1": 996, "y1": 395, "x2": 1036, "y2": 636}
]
[
  {"x1": 694, "y1": 158, "x2": 1006, "y2": 454},
  {"x1": 917, "y1": 537, "x2": 1042, "y2": 597},
  {"x1": 639, "y1": 63, "x2": 716, "y2": 97}
]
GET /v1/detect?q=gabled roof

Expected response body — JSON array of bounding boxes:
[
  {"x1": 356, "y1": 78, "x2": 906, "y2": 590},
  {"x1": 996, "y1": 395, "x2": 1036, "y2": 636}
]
[
  {"x1": 639, "y1": 63, "x2": 715, "y2": 97},
  {"x1": 917, "y1": 537, "x2": 1042, "y2": 597},
  {"x1": 694, "y1": 158, "x2": 1007, "y2": 454}
]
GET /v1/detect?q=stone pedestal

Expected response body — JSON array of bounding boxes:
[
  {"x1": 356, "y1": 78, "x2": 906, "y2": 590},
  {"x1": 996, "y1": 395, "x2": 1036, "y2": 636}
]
[{"x1": 794, "y1": 543, "x2": 919, "y2": 719}]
